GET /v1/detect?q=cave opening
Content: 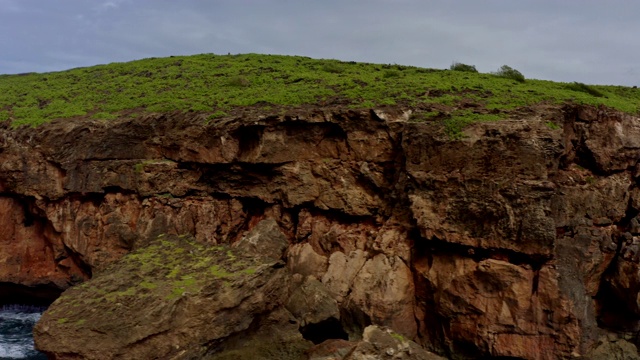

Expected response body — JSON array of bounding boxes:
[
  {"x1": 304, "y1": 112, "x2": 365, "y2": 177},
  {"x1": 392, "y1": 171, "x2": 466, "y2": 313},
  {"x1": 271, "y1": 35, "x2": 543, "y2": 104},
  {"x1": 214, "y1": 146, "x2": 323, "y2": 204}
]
[
  {"x1": 0, "y1": 282, "x2": 62, "y2": 307},
  {"x1": 595, "y1": 279, "x2": 640, "y2": 333},
  {"x1": 595, "y1": 208, "x2": 640, "y2": 334},
  {"x1": 233, "y1": 125, "x2": 264, "y2": 160},
  {"x1": 299, "y1": 317, "x2": 349, "y2": 345}
]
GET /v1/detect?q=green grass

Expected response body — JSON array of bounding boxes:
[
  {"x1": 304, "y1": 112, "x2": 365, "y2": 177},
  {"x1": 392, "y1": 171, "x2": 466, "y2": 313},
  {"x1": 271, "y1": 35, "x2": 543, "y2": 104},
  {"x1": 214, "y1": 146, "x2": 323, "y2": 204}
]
[
  {"x1": 390, "y1": 332, "x2": 406, "y2": 342},
  {"x1": 209, "y1": 265, "x2": 234, "y2": 278},
  {"x1": 444, "y1": 112, "x2": 504, "y2": 139},
  {"x1": 545, "y1": 121, "x2": 561, "y2": 130},
  {"x1": 1, "y1": 53, "x2": 639, "y2": 135},
  {"x1": 67, "y1": 234, "x2": 269, "y2": 303},
  {"x1": 139, "y1": 281, "x2": 158, "y2": 290}
]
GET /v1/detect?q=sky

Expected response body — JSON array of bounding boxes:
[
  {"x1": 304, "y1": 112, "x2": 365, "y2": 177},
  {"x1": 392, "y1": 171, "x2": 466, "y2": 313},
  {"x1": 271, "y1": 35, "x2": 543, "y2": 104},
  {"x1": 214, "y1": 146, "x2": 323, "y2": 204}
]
[{"x1": 0, "y1": 0, "x2": 638, "y2": 86}]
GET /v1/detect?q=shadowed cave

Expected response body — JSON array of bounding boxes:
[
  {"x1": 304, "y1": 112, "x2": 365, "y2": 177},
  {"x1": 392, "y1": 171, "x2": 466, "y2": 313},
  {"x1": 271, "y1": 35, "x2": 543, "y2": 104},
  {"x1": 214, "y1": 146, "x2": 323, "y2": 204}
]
[{"x1": 300, "y1": 317, "x2": 349, "y2": 345}]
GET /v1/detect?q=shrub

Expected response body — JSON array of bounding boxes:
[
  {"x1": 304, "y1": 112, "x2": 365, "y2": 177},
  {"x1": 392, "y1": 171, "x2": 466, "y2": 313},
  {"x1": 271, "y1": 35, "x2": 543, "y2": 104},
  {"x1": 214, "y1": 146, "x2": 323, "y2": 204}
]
[
  {"x1": 383, "y1": 70, "x2": 400, "y2": 78},
  {"x1": 227, "y1": 76, "x2": 250, "y2": 87},
  {"x1": 450, "y1": 62, "x2": 478, "y2": 73},
  {"x1": 545, "y1": 121, "x2": 561, "y2": 130},
  {"x1": 321, "y1": 63, "x2": 344, "y2": 74},
  {"x1": 565, "y1": 82, "x2": 605, "y2": 98},
  {"x1": 494, "y1": 65, "x2": 525, "y2": 83}
]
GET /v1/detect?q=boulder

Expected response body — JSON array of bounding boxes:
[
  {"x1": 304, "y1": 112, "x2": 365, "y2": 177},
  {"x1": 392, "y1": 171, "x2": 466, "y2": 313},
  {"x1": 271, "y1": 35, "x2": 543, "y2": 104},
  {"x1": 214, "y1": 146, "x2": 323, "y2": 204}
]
[
  {"x1": 35, "y1": 222, "x2": 295, "y2": 359},
  {"x1": 307, "y1": 326, "x2": 446, "y2": 360}
]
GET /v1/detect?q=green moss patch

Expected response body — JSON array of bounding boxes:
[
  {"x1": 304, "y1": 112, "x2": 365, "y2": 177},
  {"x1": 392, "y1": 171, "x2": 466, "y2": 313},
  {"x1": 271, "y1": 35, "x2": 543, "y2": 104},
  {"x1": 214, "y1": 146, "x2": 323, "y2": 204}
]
[{"x1": 47, "y1": 234, "x2": 266, "y2": 316}]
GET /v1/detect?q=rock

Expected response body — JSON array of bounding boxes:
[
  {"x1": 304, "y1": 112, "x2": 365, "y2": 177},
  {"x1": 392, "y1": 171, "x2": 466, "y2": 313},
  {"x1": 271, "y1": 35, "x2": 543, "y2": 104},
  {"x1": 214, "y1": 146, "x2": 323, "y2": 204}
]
[
  {"x1": 0, "y1": 196, "x2": 87, "y2": 288},
  {"x1": 371, "y1": 225, "x2": 411, "y2": 263},
  {"x1": 602, "y1": 242, "x2": 640, "y2": 326},
  {"x1": 414, "y1": 255, "x2": 579, "y2": 359},
  {"x1": 286, "y1": 276, "x2": 340, "y2": 328},
  {"x1": 306, "y1": 339, "x2": 358, "y2": 360},
  {"x1": 348, "y1": 326, "x2": 446, "y2": 360},
  {"x1": 322, "y1": 250, "x2": 368, "y2": 303},
  {"x1": 34, "y1": 233, "x2": 293, "y2": 359},
  {"x1": 1, "y1": 105, "x2": 639, "y2": 359},
  {"x1": 203, "y1": 308, "x2": 312, "y2": 360},
  {"x1": 39, "y1": 194, "x2": 247, "y2": 270},
  {"x1": 306, "y1": 325, "x2": 445, "y2": 360},
  {"x1": 404, "y1": 119, "x2": 561, "y2": 256},
  {"x1": 571, "y1": 107, "x2": 640, "y2": 173},
  {"x1": 585, "y1": 336, "x2": 640, "y2": 360},
  {"x1": 551, "y1": 172, "x2": 629, "y2": 228},
  {"x1": 346, "y1": 254, "x2": 416, "y2": 339},
  {"x1": 296, "y1": 211, "x2": 373, "y2": 256},
  {"x1": 234, "y1": 218, "x2": 289, "y2": 260},
  {"x1": 287, "y1": 243, "x2": 328, "y2": 279}
]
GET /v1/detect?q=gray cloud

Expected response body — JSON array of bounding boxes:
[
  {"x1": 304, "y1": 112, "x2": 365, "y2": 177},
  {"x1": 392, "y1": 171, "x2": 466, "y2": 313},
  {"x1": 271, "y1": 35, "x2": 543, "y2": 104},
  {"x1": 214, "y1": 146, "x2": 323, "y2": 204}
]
[{"x1": 0, "y1": 0, "x2": 638, "y2": 85}]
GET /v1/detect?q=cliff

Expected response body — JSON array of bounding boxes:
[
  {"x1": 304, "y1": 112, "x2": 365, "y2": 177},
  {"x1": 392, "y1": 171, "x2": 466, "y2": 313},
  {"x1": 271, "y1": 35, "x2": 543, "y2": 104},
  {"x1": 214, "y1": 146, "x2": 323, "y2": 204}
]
[{"x1": 0, "y1": 103, "x2": 639, "y2": 358}]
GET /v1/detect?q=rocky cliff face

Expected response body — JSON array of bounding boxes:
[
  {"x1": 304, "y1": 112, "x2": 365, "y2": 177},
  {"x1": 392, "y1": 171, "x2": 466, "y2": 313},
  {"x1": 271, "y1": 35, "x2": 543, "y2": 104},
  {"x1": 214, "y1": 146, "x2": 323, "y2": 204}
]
[{"x1": 2, "y1": 105, "x2": 640, "y2": 358}]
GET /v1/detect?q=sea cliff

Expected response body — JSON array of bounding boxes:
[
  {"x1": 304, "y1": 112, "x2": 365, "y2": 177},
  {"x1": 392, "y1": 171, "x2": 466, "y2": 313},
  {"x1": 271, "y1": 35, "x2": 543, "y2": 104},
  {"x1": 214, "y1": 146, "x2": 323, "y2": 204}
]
[{"x1": 0, "y1": 104, "x2": 639, "y2": 358}]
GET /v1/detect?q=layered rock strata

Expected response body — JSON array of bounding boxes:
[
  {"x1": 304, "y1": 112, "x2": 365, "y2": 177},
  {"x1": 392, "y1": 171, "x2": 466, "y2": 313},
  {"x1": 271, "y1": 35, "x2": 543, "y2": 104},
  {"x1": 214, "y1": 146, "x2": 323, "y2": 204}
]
[{"x1": 0, "y1": 105, "x2": 638, "y2": 358}]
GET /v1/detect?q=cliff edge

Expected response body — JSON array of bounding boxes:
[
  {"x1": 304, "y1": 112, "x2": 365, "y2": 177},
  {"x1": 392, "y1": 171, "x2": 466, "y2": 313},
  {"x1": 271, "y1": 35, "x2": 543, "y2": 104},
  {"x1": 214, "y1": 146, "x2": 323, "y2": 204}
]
[{"x1": 0, "y1": 103, "x2": 638, "y2": 358}]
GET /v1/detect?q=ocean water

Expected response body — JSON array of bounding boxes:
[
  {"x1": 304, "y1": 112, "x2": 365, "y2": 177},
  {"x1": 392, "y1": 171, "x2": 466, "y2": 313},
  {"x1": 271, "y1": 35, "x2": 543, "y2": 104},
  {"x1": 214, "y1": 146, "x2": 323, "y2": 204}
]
[{"x1": 0, "y1": 305, "x2": 47, "y2": 360}]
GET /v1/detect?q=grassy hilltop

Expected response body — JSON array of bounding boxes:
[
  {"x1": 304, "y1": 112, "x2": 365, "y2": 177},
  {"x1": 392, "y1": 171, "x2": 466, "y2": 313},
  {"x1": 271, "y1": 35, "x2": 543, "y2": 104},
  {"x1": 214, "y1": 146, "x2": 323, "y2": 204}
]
[{"x1": 1, "y1": 53, "x2": 639, "y2": 135}]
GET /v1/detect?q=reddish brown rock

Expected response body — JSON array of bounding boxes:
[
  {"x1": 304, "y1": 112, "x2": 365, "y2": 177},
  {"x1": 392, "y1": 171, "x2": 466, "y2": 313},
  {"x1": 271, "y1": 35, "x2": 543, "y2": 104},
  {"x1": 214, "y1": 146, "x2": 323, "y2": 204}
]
[
  {"x1": 414, "y1": 254, "x2": 579, "y2": 359},
  {"x1": 0, "y1": 196, "x2": 86, "y2": 288},
  {"x1": 0, "y1": 105, "x2": 636, "y2": 358},
  {"x1": 34, "y1": 223, "x2": 296, "y2": 359},
  {"x1": 287, "y1": 243, "x2": 329, "y2": 279},
  {"x1": 322, "y1": 250, "x2": 368, "y2": 304},
  {"x1": 306, "y1": 325, "x2": 446, "y2": 360},
  {"x1": 286, "y1": 276, "x2": 340, "y2": 329},
  {"x1": 346, "y1": 254, "x2": 417, "y2": 339}
]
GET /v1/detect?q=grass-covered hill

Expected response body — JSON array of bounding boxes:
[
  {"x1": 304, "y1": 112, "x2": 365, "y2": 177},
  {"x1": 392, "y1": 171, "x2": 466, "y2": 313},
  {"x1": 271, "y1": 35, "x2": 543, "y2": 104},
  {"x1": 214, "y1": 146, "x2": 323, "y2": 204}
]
[{"x1": 1, "y1": 53, "x2": 639, "y2": 136}]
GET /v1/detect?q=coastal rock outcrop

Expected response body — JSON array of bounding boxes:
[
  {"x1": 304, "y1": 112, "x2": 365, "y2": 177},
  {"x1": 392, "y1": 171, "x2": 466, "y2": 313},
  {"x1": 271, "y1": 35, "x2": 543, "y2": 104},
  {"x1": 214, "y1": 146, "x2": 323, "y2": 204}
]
[
  {"x1": 0, "y1": 105, "x2": 638, "y2": 358},
  {"x1": 34, "y1": 221, "x2": 303, "y2": 359}
]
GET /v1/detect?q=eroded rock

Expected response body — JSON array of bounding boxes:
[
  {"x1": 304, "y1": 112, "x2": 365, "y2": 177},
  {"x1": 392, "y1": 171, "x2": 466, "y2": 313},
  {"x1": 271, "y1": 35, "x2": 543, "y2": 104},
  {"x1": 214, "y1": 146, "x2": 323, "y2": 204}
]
[
  {"x1": 34, "y1": 222, "x2": 293, "y2": 359},
  {"x1": 307, "y1": 326, "x2": 446, "y2": 360},
  {"x1": 322, "y1": 250, "x2": 368, "y2": 303},
  {"x1": 287, "y1": 243, "x2": 329, "y2": 279},
  {"x1": 585, "y1": 336, "x2": 640, "y2": 360},
  {"x1": 346, "y1": 254, "x2": 416, "y2": 339},
  {"x1": 415, "y1": 254, "x2": 579, "y2": 359},
  {"x1": 0, "y1": 105, "x2": 639, "y2": 359},
  {"x1": 234, "y1": 218, "x2": 289, "y2": 260},
  {"x1": 287, "y1": 276, "x2": 339, "y2": 326}
]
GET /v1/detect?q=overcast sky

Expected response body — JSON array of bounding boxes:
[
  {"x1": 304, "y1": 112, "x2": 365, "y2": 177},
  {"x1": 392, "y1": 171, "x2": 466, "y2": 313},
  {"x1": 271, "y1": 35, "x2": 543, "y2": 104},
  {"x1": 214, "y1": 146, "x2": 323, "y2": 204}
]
[{"x1": 1, "y1": 0, "x2": 637, "y2": 85}]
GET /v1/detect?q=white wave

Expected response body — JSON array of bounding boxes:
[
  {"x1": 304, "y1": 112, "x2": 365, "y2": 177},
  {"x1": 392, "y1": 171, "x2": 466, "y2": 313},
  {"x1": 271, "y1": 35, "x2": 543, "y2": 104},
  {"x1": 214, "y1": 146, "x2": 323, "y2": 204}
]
[
  {"x1": 0, "y1": 343, "x2": 30, "y2": 358},
  {"x1": 0, "y1": 311, "x2": 41, "y2": 323},
  {"x1": 0, "y1": 307, "x2": 45, "y2": 359},
  {"x1": 0, "y1": 305, "x2": 46, "y2": 313}
]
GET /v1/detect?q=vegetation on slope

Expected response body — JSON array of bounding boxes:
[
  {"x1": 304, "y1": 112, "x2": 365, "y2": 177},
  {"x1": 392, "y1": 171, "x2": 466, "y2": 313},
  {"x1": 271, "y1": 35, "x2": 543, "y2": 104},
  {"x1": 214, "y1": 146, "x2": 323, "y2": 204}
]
[{"x1": 1, "y1": 53, "x2": 639, "y2": 136}]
